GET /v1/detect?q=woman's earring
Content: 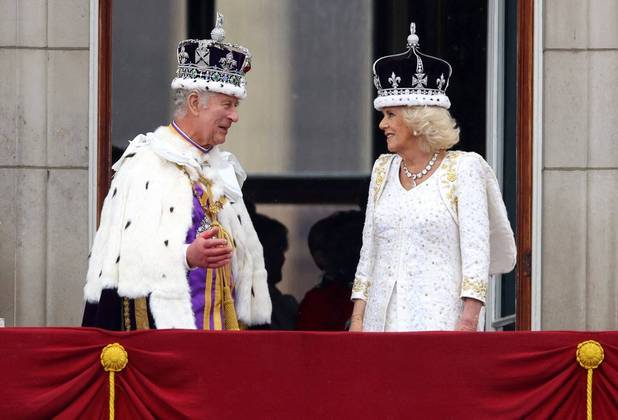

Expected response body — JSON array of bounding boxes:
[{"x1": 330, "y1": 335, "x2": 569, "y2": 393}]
[{"x1": 413, "y1": 130, "x2": 419, "y2": 136}]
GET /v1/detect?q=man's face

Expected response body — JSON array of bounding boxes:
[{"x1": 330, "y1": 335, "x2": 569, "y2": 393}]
[{"x1": 196, "y1": 92, "x2": 240, "y2": 147}]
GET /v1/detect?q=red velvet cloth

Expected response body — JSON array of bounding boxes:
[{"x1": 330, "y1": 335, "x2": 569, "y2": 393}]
[{"x1": 0, "y1": 328, "x2": 617, "y2": 419}]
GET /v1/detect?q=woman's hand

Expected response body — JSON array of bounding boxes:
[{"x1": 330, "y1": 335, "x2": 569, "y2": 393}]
[
  {"x1": 454, "y1": 316, "x2": 478, "y2": 332},
  {"x1": 455, "y1": 297, "x2": 483, "y2": 332},
  {"x1": 349, "y1": 299, "x2": 366, "y2": 332},
  {"x1": 349, "y1": 314, "x2": 363, "y2": 332}
]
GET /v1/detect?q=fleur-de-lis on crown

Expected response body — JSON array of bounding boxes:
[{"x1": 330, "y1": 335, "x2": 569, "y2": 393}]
[
  {"x1": 219, "y1": 51, "x2": 237, "y2": 71},
  {"x1": 388, "y1": 72, "x2": 401, "y2": 88},
  {"x1": 436, "y1": 73, "x2": 446, "y2": 90}
]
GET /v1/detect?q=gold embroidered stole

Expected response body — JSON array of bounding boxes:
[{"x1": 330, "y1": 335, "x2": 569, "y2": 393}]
[{"x1": 189, "y1": 171, "x2": 240, "y2": 331}]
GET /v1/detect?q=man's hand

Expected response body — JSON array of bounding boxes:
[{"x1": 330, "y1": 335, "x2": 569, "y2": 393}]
[{"x1": 186, "y1": 228, "x2": 233, "y2": 269}]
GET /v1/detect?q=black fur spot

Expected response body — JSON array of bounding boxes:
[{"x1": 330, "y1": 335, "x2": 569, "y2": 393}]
[
  {"x1": 99, "y1": 270, "x2": 102, "y2": 278},
  {"x1": 87, "y1": 251, "x2": 91, "y2": 259},
  {"x1": 162, "y1": 274, "x2": 167, "y2": 279},
  {"x1": 125, "y1": 153, "x2": 136, "y2": 158},
  {"x1": 164, "y1": 240, "x2": 169, "y2": 247},
  {"x1": 169, "y1": 207, "x2": 174, "y2": 213},
  {"x1": 116, "y1": 255, "x2": 120, "y2": 264},
  {"x1": 145, "y1": 181, "x2": 149, "y2": 190},
  {"x1": 237, "y1": 215, "x2": 242, "y2": 224},
  {"x1": 125, "y1": 220, "x2": 131, "y2": 229},
  {"x1": 112, "y1": 187, "x2": 117, "y2": 198}
]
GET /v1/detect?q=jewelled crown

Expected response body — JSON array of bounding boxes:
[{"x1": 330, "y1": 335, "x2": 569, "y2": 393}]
[
  {"x1": 171, "y1": 12, "x2": 251, "y2": 99},
  {"x1": 373, "y1": 22, "x2": 452, "y2": 110}
]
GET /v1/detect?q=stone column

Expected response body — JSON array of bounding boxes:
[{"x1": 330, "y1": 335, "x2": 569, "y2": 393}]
[
  {"x1": 542, "y1": 0, "x2": 618, "y2": 329},
  {"x1": 0, "y1": 0, "x2": 90, "y2": 326}
]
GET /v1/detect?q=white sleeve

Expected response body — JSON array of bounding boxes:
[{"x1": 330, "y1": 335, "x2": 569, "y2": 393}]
[
  {"x1": 351, "y1": 161, "x2": 379, "y2": 301},
  {"x1": 457, "y1": 153, "x2": 490, "y2": 304}
]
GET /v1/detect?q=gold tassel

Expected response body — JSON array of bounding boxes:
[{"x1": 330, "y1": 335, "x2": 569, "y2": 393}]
[
  {"x1": 100, "y1": 343, "x2": 128, "y2": 420},
  {"x1": 222, "y1": 262, "x2": 239, "y2": 330},
  {"x1": 213, "y1": 221, "x2": 239, "y2": 330},
  {"x1": 196, "y1": 177, "x2": 240, "y2": 331},
  {"x1": 206, "y1": 217, "x2": 238, "y2": 331},
  {"x1": 576, "y1": 340, "x2": 604, "y2": 420}
]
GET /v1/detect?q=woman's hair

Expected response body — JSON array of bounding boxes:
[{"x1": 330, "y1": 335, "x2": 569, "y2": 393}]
[
  {"x1": 402, "y1": 106, "x2": 460, "y2": 153},
  {"x1": 172, "y1": 89, "x2": 213, "y2": 119}
]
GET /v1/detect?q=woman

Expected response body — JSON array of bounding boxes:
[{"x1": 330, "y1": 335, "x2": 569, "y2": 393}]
[{"x1": 350, "y1": 23, "x2": 516, "y2": 332}]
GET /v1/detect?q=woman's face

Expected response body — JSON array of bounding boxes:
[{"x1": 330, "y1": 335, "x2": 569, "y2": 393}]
[{"x1": 378, "y1": 107, "x2": 414, "y2": 153}]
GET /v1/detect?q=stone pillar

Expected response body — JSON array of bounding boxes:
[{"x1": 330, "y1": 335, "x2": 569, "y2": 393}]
[
  {"x1": 542, "y1": 0, "x2": 618, "y2": 329},
  {"x1": 0, "y1": 0, "x2": 90, "y2": 326}
]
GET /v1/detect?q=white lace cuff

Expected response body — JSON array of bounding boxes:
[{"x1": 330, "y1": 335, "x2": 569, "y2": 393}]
[{"x1": 351, "y1": 278, "x2": 371, "y2": 301}]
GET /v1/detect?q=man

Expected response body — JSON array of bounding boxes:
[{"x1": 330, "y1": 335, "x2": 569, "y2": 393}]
[{"x1": 82, "y1": 14, "x2": 271, "y2": 330}]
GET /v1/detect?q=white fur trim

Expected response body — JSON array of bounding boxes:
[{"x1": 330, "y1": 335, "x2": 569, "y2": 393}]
[
  {"x1": 85, "y1": 125, "x2": 271, "y2": 327},
  {"x1": 149, "y1": 289, "x2": 197, "y2": 329},
  {"x1": 235, "y1": 201, "x2": 271, "y2": 325},
  {"x1": 374, "y1": 93, "x2": 451, "y2": 110},
  {"x1": 171, "y1": 77, "x2": 246, "y2": 99}
]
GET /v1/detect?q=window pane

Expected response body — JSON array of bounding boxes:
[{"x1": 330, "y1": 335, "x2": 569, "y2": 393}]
[
  {"x1": 111, "y1": 0, "x2": 186, "y2": 160},
  {"x1": 501, "y1": 0, "x2": 518, "y2": 319},
  {"x1": 216, "y1": 0, "x2": 373, "y2": 176},
  {"x1": 256, "y1": 203, "x2": 359, "y2": 302}
]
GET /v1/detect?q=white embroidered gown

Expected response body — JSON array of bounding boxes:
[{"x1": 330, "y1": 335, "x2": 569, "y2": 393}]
[{"x1": 352, "y1": 152, "x2": 491, "y2": 332}]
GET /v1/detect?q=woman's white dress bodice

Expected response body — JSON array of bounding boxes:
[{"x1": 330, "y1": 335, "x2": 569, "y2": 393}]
[
  {"x1": 365, "y1": 156, "x2": 462, "y2": 331},
  {"x1": 352, "y1": 151, "x2": 504, "y2": 332}
]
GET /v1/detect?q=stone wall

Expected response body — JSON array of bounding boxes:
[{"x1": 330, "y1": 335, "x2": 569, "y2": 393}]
[
  {"x1": 542, "y1": 0, "x2": 618, "y2": 329},
  {"x1": 0, "y1": 0, "x2": 90, "y2": 326}
]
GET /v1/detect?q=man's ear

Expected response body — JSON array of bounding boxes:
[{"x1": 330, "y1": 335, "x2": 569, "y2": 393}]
[{"x1": 187, "y1": 92, "x2": 201, "y2": 116}]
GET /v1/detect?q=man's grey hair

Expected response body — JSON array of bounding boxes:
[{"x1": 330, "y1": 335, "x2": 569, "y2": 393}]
[{"x1": 173, "y1": 89, "x2": 213, "y2": 119}]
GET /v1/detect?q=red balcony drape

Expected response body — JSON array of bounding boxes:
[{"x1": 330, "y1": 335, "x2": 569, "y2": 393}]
[{"x1": 0, "y1": 328, "x2": 617, "y2": 419}]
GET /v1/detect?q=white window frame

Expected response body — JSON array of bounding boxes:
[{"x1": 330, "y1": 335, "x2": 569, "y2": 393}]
[
  {"x1": 485, "y1": 0, "x2": 514, "y2": 331},
  {"x1": 485, "y1": 0, "x2": 543, "y2": 331}
]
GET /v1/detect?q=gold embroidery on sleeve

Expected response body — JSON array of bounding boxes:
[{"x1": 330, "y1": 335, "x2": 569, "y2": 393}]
[
  {"x1": 461, "y1": 276, "x2": 488, "y2": 301},
  {"x1": 352, "y1": 278, "x2": 371, "y2": 300}
]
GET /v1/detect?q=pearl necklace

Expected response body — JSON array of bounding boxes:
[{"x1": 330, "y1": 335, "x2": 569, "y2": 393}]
[{"x1": 401, "y1": 151, "x2": 439, "y2": 187}]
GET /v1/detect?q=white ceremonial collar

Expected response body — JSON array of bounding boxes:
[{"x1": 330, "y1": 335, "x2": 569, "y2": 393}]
[{"x1": 113, "y1": 126, "x2": 244, "y2": 203}]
